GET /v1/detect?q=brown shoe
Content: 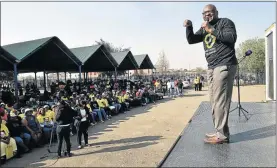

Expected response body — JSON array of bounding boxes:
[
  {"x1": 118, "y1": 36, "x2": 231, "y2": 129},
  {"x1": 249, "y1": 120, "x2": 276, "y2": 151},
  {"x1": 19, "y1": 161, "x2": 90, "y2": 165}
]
[{"x1": 204, "y1": 136, "x2": 229, "y2": 144}]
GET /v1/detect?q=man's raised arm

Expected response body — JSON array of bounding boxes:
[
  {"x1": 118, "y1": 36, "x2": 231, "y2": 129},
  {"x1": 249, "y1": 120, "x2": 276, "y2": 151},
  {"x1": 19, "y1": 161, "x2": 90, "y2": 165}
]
[{"x1": 186, "y1": 26, "x2": 203, "y2": 44}]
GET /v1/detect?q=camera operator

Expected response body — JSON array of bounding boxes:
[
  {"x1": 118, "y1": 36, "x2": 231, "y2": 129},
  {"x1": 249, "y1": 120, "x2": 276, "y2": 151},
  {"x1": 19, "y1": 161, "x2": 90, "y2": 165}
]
[{"x1": 55, "y1": 100, "x2": 76, "y2": 157}]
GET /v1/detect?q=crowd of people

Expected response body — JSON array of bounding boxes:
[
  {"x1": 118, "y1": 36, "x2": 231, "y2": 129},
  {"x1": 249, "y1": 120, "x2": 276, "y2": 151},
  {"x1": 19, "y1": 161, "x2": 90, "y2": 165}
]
[
  {"x1": 0, "y1": 75, "x2": 208, "y2": 163},
  {"x1": 1, "y1": 76, "x2": 197, "y2": 164}
]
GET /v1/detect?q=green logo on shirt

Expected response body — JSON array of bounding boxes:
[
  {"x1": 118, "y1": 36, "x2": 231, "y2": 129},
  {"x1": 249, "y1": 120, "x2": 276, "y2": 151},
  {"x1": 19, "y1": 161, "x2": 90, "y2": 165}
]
[{"x1": 204, "y1": 33, "x2": 216, "y2": 49}]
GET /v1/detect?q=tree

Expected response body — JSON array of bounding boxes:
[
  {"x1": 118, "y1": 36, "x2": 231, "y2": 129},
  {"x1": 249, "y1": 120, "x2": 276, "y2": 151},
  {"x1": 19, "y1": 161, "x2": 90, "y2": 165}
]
[
  {"x1": 95, "y1": 38, "x2": 130, "y2": 53},
  {"x1": 236, "y1": 37, "x2": 265, "y2": 84},
  {"x1": 95, "y1": 38, "x2": 131, "y2": 77},
  {"x1": 237, "y1": 37, "x2": 265, "y2": 74},
  {"x1": 155, "y1": 50, "x2": 170, "y2": 74},
  {"x1": 195, "y1": 67, "x2": 206, "y2": 73}
]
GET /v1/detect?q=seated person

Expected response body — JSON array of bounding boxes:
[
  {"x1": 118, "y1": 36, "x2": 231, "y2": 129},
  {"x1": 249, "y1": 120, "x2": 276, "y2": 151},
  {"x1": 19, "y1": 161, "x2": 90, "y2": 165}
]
[
  {"x1": 37, "y1": 108, "x2": 54, "y2": 144},
  {"x1": 136, "y1": 89, "x2": 146, "y2": 106},
  {"x1": 142, "y1": 88, "x2": 150, "y2": 104},
  {"x1": 90, "y1": 97, "x2": 107, "y2": 122},
  {"x1": 106, "y1": 94, "x2": 121, "y2": 115},
  {"x1": 148, "y1": 88, "x2": 156, "y2": 103},
  {"x1": 84, "y1": 101, "x2": 97, "y2": 125},
  {"x1": 96, "y1": 95, "x2": 112, "y2": 119},
  {"x1": 43, "y1": 105, "x2": 55, "y2": 121},
  {"x1": 0, "y1": 118, "x2": 17, "y2": 164},
  {"x1": 116, "y1": 92, "x2": 127, "y2": 113},
  {"x1": 6, "y1": 113, "x2": 31, "y2": 157},
  {"x1": 22, "y1": 109, "x2": 43, "y2": 147},
  {"x1": 0, "y1": 107, "x2": 8, "y2": 124}
]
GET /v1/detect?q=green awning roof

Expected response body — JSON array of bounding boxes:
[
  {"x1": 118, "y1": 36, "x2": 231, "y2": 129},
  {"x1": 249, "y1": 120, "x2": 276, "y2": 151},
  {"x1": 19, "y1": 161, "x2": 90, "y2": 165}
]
[
  {"x1": 2, "y1": 37, "x2": 52, "y2": 61},
  {"x1": 2, "y1": 36, "x2": 82, "y2": 72},
  {"x1": 133, "y1": 54, "x2": 155, "y2": 69},
  {"x1": 70, "y1": 44, "x2": 118, "y2": 72},
  {"x1": 111, "y1": 51, "x2": 138, "y2": 70},
  {"x1": 0, "y1": 46, "x2": 17, "y2": 71}
]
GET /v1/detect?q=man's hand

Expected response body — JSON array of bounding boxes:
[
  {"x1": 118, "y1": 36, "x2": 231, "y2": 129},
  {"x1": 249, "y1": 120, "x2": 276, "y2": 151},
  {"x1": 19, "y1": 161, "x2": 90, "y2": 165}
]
[
  {"x1": 183, "y1": 20, "x2": 192, "y2": 27},
  {"x1": 201, "y1": 21, "x2": 213, "y2": 33}
]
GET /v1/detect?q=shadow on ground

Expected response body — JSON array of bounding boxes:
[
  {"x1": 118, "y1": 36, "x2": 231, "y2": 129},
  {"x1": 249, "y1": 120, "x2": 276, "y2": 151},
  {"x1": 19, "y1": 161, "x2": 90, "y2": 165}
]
[
  {"x1": 3, "y1": 96, "x2": 178, "y2": 167},
  {"x1": 230, "y1": 124, "x2": 276, "y2": 143}
]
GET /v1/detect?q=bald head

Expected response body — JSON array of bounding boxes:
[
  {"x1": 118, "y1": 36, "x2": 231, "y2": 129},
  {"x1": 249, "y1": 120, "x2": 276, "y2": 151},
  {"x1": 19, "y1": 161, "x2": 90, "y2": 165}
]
[
  {"x1": 205, "y1": 4, "x2": 217, "y2": 11},
  {"x1": 202, "y1": 4, "x2": 218, "y2": 22}
]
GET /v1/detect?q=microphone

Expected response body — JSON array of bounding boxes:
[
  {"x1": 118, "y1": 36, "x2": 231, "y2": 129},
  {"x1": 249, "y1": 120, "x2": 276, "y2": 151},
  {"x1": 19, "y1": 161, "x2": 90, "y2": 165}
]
[
  {"x1": 202, "y1": 18, "x2": 210, "y2": 34},
  {"x1": 245, "y1": 50, "x2": 252, "y2": 57}
]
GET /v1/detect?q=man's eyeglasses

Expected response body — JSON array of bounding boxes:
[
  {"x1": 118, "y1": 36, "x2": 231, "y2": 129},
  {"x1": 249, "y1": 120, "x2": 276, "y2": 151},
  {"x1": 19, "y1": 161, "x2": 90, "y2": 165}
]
[{"x1": 202, "y1": 10, "x2": 215, "y2": 15}]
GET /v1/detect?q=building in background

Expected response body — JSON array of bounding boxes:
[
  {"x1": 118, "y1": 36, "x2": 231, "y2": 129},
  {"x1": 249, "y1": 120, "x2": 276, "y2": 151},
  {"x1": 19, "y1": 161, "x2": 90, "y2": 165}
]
[{"x1": 265, "y1": 22, "x2": 276, "y2": 101}]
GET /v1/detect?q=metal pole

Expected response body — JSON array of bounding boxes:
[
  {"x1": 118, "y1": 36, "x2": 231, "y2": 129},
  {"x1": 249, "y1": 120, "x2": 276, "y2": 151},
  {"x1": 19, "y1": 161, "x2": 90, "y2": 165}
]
[
  {"x1": 57, "y1": 72, "x2": 59, "y2": 81},
  {"x1": 13, "y1": 64, "x2": 19, "y2": 102},
  {"x1": 46, "y1": 73, "x2": 49, "y2": 88},
  {"x1": 34, "y1": 72, "x2": 37, "y2": 87},
  {"x1": 64, "y1": 72, "x2": 67, "y2": 81},
  {"x1": 43, "y1": 71, "x2": 47, "y2": 91},
  {"x1": 79, "y1": 65, "x2": 82, "y2": 86},
  {"x1": 115, "y1": 68, "x2": 117, "y2": 82}
]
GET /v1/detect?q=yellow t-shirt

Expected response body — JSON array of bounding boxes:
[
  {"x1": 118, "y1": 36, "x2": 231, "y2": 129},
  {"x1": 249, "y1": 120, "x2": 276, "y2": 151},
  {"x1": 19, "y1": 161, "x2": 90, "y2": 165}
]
[
  {"x1": 123, "y1": 94, "x2": 129, "y2": 100},
  {"x1": 37, "y1": 114, "x2": 52, "y2": 124},
  {"x1": 194, "y1": 78, "x2": 200, "y2": 84},
  {"x1": 86, "y1": 104, "x2": 92, "y2": 112},
  {"x1": 1, "y1": 123, "x2": 17, "y2": 159},
  {"x1": 117, "y1": 96, "x2": 124, "y2": 103},
  {"x1": 61, "y1": 97, "x2": 68, "y2": 101},
  {"x1": 103, "y1": 99, "x2": 109, "y2": 107},
  {"x1": 1, "y1": 123, "x2": 9, "y2": 136},
  {"x1": 19, "y1": 113, "x2": 25, "y2": 119},
  {"x1": 89, "y1": 94, "x2": 94, "y2": 98},
  {"x1": 46, "y1": 110, "x2": 55, "y2": 120},
  {"x1": 97, "y1": 99, "x2": 106, "y2": 108}
]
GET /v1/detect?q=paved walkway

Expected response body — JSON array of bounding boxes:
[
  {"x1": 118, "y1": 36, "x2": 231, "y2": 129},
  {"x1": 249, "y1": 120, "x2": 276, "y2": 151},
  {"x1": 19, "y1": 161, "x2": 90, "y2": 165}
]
[{"x1": 3, "y1": 85, "x2": 266, "y2": 167}]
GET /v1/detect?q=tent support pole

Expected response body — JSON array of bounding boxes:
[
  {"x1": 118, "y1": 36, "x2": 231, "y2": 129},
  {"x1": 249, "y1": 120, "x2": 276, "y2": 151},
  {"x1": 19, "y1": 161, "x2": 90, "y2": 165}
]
[
  {"x1": 43, "y1": 71, "x2": 47, "y2": 91},
  {"x1": 115, "y1": 68, "x2": 117, "y2": 82},
  {"x1": 79, "y1": 66, "x2": 82, "y2": 91},
  {"x1": 13, "y1": 64, "x2": 19, "y2": 103}
]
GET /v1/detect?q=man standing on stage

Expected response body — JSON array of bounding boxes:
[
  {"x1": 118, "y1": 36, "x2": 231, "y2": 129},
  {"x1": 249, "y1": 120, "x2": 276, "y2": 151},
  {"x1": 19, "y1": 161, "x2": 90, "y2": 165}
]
[{"x1": 183, "y1": 4, "x2": 238, "y2": 144}]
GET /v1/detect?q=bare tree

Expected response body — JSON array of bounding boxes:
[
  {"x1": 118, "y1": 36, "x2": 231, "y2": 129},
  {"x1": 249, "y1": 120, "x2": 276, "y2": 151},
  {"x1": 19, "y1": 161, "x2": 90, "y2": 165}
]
[
  {"x1": 155, "y1": 50, "x2": 170, "y2": 74},
  {"x1": 95, "y1": 38, "x2": 131, "y2": 77},
  {"x1": 95, "y1": 38, "x2": 130, "y2": 53}
]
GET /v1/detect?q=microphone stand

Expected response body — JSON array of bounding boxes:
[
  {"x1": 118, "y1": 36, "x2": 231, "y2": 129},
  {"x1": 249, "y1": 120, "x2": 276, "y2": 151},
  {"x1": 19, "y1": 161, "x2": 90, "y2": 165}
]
[{"x1": 229, "y1": 55, "x2": 250, "y2": 120}]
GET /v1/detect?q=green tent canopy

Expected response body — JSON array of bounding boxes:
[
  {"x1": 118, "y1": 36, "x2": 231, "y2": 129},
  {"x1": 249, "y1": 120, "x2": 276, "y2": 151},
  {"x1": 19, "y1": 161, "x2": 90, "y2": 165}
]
[
  {"x1": 133, "y1": 54, "x2": 155, "y2": 69},
  {"x1": 70, "y1": 44, "x2": 118, "y2": 72},
  {"x1": 111, "y1": 51, "x2": 139, "y2": 70},
  {"x1": 2, "y1": 36, "x2": 82, "y2": 72}
]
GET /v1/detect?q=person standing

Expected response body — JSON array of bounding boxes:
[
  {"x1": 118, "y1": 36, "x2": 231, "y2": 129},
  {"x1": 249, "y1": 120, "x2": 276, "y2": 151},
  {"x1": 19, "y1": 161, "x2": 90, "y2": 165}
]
[
  {"x1": 194, "y1": 76, "x2": 200, "y2": 91},
  {"x1": 184, "y1": 4, "x2": 237, "y2": 144},
  {"x1": 55, "y1": 100, "x2": 75, "y2": 157},
  {"x1": 74, "y1": 101, "x2": 90, "y2": 149}
]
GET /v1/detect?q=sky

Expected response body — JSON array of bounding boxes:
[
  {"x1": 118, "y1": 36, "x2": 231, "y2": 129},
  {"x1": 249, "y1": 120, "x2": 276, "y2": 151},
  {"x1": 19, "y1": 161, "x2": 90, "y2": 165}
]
[{"x1": 1, "y1": 1, "x2": 276, "y2": 72}]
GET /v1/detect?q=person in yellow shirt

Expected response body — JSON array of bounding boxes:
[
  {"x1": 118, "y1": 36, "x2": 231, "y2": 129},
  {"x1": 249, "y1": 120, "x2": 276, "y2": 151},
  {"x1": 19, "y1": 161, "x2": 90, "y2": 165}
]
[
  {"x1": 154, "y1": 80, "x2": 161, "y2": 92},
  {"x1": 0, "y1": 118, "x2": 17, "y2": 164},
  {"x1": 36, "y1": 108, "x2": 54, "y2": 144},
  {"x1": 96, "y1": 95, "x2": 112, "y2": 119},
  {"x1": 117, "y1": 92, "x2": 127, "y2": 112},
  {"x1": 194, "y1": 76, "x2": 200, "y2": 91},
  {"x1": 43, "y1": 105, "x2": 55, "y2": 121}
]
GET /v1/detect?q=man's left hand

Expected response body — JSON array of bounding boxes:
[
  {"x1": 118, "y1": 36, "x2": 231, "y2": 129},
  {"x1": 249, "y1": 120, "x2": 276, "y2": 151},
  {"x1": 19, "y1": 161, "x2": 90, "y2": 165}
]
[{"x1": 201, "y1": 21, "x2": 213, "y2": 33}]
